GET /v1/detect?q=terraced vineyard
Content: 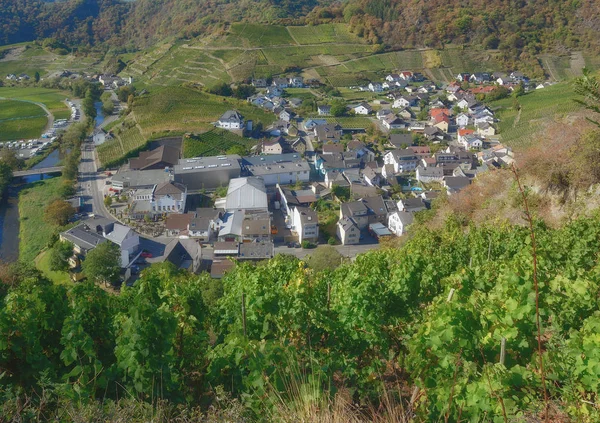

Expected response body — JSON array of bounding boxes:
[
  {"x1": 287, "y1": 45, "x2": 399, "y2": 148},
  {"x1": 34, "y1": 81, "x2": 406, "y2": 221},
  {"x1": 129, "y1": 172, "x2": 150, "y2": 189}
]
[
  {"x1": 226, "y1": 24, "x2": 295, "y2": 47},
  {"x1": 120, "y1": 126, "x2": 147, "y2": 153},
  {"x1": 287, "y1": 24, "x2": 365, "y2": 45},
  {"x1": 183, "y1": 128, "x2": 256, "y2": 158},
  {"x1": 97, "y1": 138, "x2": 124, "y2": 167}
]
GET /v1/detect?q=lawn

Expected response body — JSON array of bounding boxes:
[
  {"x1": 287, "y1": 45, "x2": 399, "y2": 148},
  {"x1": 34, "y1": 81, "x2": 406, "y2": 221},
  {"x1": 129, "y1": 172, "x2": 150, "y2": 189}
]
[
  {"x1": 490, "y1": 82, "x2": 582, "y2": 148},
  {"x1": 0, "y1": 87, "x2": 71, "y2": 119},
  {"x1": 0, "y1": 99, "x2": 45, "y2": 120},
  {"x1": 35, "y1": 249, "x2": 72, "y2": 286},
  {"x1": 18, "y1": 176, "x2": 64, "y2": 262}
]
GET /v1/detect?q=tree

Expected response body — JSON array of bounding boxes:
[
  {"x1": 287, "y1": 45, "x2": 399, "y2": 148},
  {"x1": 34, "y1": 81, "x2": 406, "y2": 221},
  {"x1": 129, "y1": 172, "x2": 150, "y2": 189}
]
[
  {"x1": 82, "y1": 242, "x2": 121, "y2": 286},
  {"x1": 210, "y1": 82, "x2": 233, "y2": 97},
  {"x1": 48, "y1": 240, "x2": 73, "y2": 271},
  {"x1": 34, "y1": 71, "x2": 40, "y2": 83},
  {"x1": 574, "y1": 68, "x2": 600, "y2": 127},
  {"x1": 330, "y1": 99, "x2": 347, "y2": 117},
  {"x1": 304, "y1": 245, "x2": 343, "y2": 272},
  {"x1": 104, "y1": 196, "x2": 113, "y2": 207},
  {"x1": 0, "y1": 149, "x2": 24, "y2": 170},
  {"x1": 44, "y1": 199, "x2": 75, "y2": 226}
]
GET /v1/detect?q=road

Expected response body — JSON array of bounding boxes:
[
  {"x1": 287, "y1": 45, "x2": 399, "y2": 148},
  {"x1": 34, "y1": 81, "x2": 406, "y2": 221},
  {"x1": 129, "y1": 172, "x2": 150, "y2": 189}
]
[{"x1": 78, "y1": 141, "x2": 112, "y2": 217}]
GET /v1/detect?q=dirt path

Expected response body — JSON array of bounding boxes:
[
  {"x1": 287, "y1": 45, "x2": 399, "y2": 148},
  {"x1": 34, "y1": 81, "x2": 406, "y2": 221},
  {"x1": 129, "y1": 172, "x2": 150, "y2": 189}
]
[
  {"x1": 541, "y1": 56, "x2": 558, "y2": 81},
  {"x1": 286, "y1": 27, "x2": 301, "y2": 46},
  {"x1": 570, "y1": 51, "x2": 585, "y2": 77},
  {"x1": 513, "y1": 107, "x2": 522, "y2": 128}
]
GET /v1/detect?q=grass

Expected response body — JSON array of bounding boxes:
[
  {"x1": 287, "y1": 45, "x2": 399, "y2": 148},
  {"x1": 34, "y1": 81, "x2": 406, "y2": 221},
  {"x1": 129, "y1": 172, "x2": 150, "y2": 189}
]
[
  {"x1": 0, "y1": 87, "x2": 71, "y2": 119},
  {"x1": 490, "y1": 82, "x2": 582, "y2": 148},
  {"x1": 0, "y1": 115, "x2": 47, "y2": 141},
  {"x1": 35, "y1": 249, "x2": 72, "y2": 286},
  {"x1": 18, "y1": 176, "x2": 64, "y2": 263},
  {"x1": 0, "y1": 99, "x2": 45, "y2": 120},
  {"x1": 183, "y1": 128, "x2": 256, "y2": 158},
  {"x1": 133, "y1": 86, "x2": 275, "y2": 136}
]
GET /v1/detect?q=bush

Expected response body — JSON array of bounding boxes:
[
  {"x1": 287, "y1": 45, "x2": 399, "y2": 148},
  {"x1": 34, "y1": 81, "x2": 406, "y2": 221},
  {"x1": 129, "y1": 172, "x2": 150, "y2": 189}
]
[
  {"x1": 301, "y1": 240, "x2": 316, "y2": 249},
  {"x1": 328, "y1": 237, "x2": 336, "y2": 245}
]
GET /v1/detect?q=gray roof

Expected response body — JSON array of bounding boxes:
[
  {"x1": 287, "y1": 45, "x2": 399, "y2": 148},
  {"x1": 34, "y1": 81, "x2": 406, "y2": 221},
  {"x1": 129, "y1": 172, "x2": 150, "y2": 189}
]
[
  {"x1": 338, "y1": 217, "x2": 357, "y2": 231},
  {"x1": 174, "y1": 155, "x2": 241, "y2": 175},
  {"x1": 219, "y1": 110, "x2": 243, "y2": 124},
  {"x1": 238, "y1": 241, "x2": 274, "y2": 260},
  {"x1": 295, "y1": 206, "x2": 318, "y2": 225},
  {"x1": 104, "y1": 223, "x2": 133, "y2": 245},
  {"x1": 394, "y1": 211, "x2": 414, "y2": 226},
  {"x1": 61, "y1": 225, "x2": 108, "y2": 251},
  {"x1": 389, "y1": 134, "x2": 413, "y2": 148},
  {"x1": 444, "y1": 176, "x2": 471, "y2": 190},
  {"x1": 112, "y1": 169, "x2": 171, "y2": 188},
  {"x1": 226, "y1": 177, "x2": 267, "y2": 210},
  {"x1": 248, "y1": 160, "x2": 310, "y2": 177},
  {"x1": 242, "y1": 153, "x2": 302, "y2": 167},
  {"x1": 417, "y1": 166, "x2": 444, "y2": 177},
  {"x1": 400, "y1": 197, "x2": 425, "y2": 209}
]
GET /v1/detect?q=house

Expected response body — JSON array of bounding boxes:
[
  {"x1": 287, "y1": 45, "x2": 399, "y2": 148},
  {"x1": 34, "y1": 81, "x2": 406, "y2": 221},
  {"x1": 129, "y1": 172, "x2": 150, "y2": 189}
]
[
  {"x1": 322, "y1": 144, "x2": 344, "y2": 155},
  {"x1": 267, "y1": 120, "x2": 291, "y2": 137},
  {"x1": 408, "y1": 145, "x2": 431, "y2": 157},
  {"x1": 163, "y1": 239, "x2": 204, "y2": 274},
  {"x1": 317, "y1": 105, "x2": 331, "y2": 116},
  {"x1": 252, "y1": 78, "x2": 267, "y2": 88},
  {"x1": 262, "y1": 138, "x2": 285, "y2": 155},
  {"x1": 60, "y1": 224, "x2": 108, "y2": 256},
  {"x1": 303, "y1": 118, "x2": 327, "y2": 131},
  {"x1": 153, "y1": 181, "x2": 187, "y2": 214},
  {"x1": 279, "y1": 109, "x2": 295, "y2": 122},
  {"x1": 288, "y1": 98, "x2": 303, "y2": 108},
  {"x1": 397, "y1": 108, "x2": 414, "y2": 120},
  {"x1": 362, "y1": 166, "x2": 382, "y2": 187},
  {"x1": 423, "y1": 126, "x2": 445, "y2": 141},
  {"x1": 240, "y1": 210, "x2": 272, "y2": 242},
  {"x1": 397, "y1": 197, "x2": 426, "y2": 213},
  {"x1": 129, "y1": 145, "x2": 180, "y2": 171},
  {"x1": 238, "y1": 241, "x2": 274, "y2": 261},
  {"x1": 369, "y1": 222, "x2": 392, "y2": 240},
  {"x1": 290, "y1": 137, "x2": 307, "y2": 154},
  {"x1": 416, "y1": 166, "x2": 444, "y2": 183},
  {"x1": 399, "y1": 71, "x2": 413, "y2": 81},
  {"x1": 381, "y1": 164, "x2": 396, "y2": 179},
  {"x1": 276, "y1": 184, "x2": 319, "y2": 216},
  {"x1": 376, "y1": 109, "x2": 393, "y2": 120},
  {"x1": 225, "y1": 177, "x2": 268, "y2": 211},
  {"x1": 325, "y1": 170, "x2": 350, "y2": 189},
  {"x1": 165, "y1": 213, "x2": 193, "y2": 237},
  {"x1": 393, "y1": 96, "x2": 418, "y2": 109},
  {"x1": 456, "y1": 113, "x2": 470, "y2": 128},
  {"x1": 351, "y1": 102, "x2": 373, "y2": 115},
  {"x1": 337, "y1": 217, "x2": 360, "y2": 245},
  {"x1": 288, "y1": 76, "x2": 304, "y2": 88},
  {"x1": 340, "y1": 196, "x2": 388, "y2": 229},
  {"x1": 173, "y1": 155, "x2": 242, "y2": 191},
  {"x1": 388, "y1": 211, "x2": 414, "y2": 236},
  {"x1": 216, "y1": 110, "x2": 244, "y2": 130},
  {"x1": 383, "y1": 149, "x2": 419, "y2": 173},
  {"x1": 458, "y1": 128, "x2": 475, "y2": 144},
  {"x1": 272, "y1": 77, "x2": 289, "y2": 88},
  {"x1": 443, "y1": 176, "x2": 471, "y2": 195},
  {"x1": 386, "y1": 74, "x2": 401, "y2": 82},
  {"x1": 188, "y1": 208, "x2": 224, "y2": 241},
  {"x1": 104, "y1": 224, "x2": 140, "y2": 267},
  {"x1": 469, "y1": 72, "x2": 491, "y2": 84},
  {"x1": 461, "y1": 135, "x2": 484, "y2": 150},
  {"x1": 456, "y1": 73, "x2": 470, "y2": 82},
  {"x1": 291, "y1": 206, "x2": 319, "y2": 243},
  {"x1": 314, "y1": 123, "x2": 343, "y2": 143},
  {"x1": 389, "y1": 133, "x2": 413, "y2": 149},
  {"x1": 477, "y1": 122, "x2": 496, "y2": 137},
  {"x1": 510, "y1": 71, "x2": 528, "y2": 83},
  {"x1": 383, "y1": 115, "x2": 405, "y2": 130},
  {"x1": 368, "y1": 82, "x2": 383, "y2": 92}
]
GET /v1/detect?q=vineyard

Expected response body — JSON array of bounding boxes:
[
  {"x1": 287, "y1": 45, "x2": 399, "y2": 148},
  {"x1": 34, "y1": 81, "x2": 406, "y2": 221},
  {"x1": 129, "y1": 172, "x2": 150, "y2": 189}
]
[
  {"x1": 183, "y1": 128, "x2": 256, "y2": 158},
  {"x1": 287, "y1": 24, "x2": 365, "y2": 45},
  {"x1": 96, "y1": 137, "x2": 124, "y2": 167},
  {"x1": 133, "y1": 86, "x2": 275, "y2": 136},
  {"x1": 491, "y1": 81, "x2": 582, "y2": 148},
  {"x1": 227, "y1": 23, "x2": 295, "y2": 47}
]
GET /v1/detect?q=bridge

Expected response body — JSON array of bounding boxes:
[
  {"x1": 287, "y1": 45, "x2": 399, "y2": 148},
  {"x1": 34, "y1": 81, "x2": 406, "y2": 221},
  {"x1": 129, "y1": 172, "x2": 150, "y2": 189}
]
[{"x1": 13, "y1": 166, "x2": 64, "y2": 177}]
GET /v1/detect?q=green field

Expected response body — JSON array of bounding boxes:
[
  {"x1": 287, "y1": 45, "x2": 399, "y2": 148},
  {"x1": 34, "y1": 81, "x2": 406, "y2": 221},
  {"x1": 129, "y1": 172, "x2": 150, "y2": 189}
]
[
  {"x1": 287, "y1": 24, "x2": 365, "y2": 45},
  {"x1": 18, "y1": 176, "x2": 64, "y2": 262},
  {"x1": 225, "y1": 24, "x2": 295, "y2": 47},
  {"x1": 0, "y1": 87, "x2": 71, "y2": 119},
  {"x1": 0, "y1": 115, "x2": 47, "y2": 141},
  {"x1": 35, "y1": 249, "x2": 72, "y2": 285},
  {"x1": 491, "y1": 82, "x2": 582, "y2": 148},
  {"x1": 133, "y1": 86, "x2": 275, "y2": 136},
  {"x1": 183, "y1": 128, "x2": 256, "y2": 158}
]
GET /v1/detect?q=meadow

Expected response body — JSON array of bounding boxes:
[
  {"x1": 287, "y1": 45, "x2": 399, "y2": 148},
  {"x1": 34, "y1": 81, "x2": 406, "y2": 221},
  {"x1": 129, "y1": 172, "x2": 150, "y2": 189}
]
[{"x1": 0, "y1": 115, "x2": 47, "y2": 141}]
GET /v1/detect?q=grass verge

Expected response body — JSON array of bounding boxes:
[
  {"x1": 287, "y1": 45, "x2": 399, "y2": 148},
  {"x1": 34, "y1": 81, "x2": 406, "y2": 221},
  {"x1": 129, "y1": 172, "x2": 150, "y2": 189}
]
[{"x1": 35, "y1": 249, "x2": 72, "y2": 286}]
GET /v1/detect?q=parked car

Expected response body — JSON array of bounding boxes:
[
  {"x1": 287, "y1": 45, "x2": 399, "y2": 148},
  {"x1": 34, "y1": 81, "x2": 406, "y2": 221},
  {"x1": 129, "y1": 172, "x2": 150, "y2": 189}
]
[{"x1": 141, "y1": 252, "x2": 152, "y2": 258}]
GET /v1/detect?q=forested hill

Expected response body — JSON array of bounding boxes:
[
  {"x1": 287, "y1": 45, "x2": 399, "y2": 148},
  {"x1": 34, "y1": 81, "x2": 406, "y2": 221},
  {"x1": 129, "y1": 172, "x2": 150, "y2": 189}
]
[{"x1": 2, "y1": 0, "x2": 600, "y2": 58}]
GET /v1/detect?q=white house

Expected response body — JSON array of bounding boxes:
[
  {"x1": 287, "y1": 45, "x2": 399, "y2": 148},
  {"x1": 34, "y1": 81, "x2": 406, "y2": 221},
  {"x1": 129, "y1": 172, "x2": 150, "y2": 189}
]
[
  {"x1": 477, "y1": 123, "x2": 496, "y2": 137},
  {"x1": 461, "y1": 135, "x2": 484, "y2": 150},
  {"x1": 337, "y1": 217, "x2": 360, "y2": 245},
  {"x1": 416, "y1": 166, "x2": 444, "y2": 183},
  {"x1": 456, "y1": 113, "x2": 470, "y2": 128},
  {"x1": 216, "y1": 110, "x2": 244, "y2": 130},
  {"x1": 153, "y1": 182, "x2": 187, "y2": 214},
  {"x1": 383, "y1": 149, "x2": 419, "y2": 173},
  {"x1": 291, "y1": 206, "x2": 319, "y2": 243},
  {"x1": 352, "y1": 102, "x2": 372, "y2": 115},
  {"x1": 368, "y1": 82, "x2": 383, "y2": 92},
  {"x1": 382, "y1": 115, "x2": 405, "y2": 130},
  {"x1": 386, "y1": 74, "x2": 401, "y2": 82},
  {"x1": 288, "y1": 76, "x2": 304, "y2": 88},
  {"x1": 317, "y1": 105, "x2": 331, "y2": 116},
  {"x1": 104, "y1": 224, "x2": 140, "y2": 267},
  {"x1": 388, "y1": 211, "x2": 414, "y2": 236}
]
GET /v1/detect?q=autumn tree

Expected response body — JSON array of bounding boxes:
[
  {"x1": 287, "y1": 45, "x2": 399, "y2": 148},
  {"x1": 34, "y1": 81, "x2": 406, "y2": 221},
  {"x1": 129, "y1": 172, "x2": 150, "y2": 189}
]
[{"x1": 44, "y1": 199, "x2": 75, "y2": 226}]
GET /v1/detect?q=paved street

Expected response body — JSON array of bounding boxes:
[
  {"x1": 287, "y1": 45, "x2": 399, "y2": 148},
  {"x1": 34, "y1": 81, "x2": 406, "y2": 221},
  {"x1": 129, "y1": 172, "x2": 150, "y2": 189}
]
[{"x1": 77, "y1": 140, "x2": 112, "y2": 217}]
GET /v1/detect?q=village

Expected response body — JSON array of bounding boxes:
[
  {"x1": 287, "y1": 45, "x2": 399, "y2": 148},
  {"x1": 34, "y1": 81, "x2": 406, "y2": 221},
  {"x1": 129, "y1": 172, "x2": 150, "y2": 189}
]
[{"x1": 51, "y1": 68, "x2": 527, "y2": 281}]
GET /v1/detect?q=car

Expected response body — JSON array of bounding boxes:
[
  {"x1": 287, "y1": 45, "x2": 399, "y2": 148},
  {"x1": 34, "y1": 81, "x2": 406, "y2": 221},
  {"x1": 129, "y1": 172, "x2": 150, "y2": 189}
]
[
  {"x1": 140, "y1": 252, "x2": 153, "y2": 258},
  {"x1": 287, "y1": 242, "x2": 294, "y2": 248}
]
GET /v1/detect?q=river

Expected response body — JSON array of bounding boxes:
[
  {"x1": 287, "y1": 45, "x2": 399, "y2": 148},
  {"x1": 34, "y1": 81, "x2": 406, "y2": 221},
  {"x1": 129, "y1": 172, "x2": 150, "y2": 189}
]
[
  {"x1": 94, "y1": 101, "x2": 104, "y2": 127},
  {"x1": 0, "y1": 150, "x2": 63, "y2": 262}
]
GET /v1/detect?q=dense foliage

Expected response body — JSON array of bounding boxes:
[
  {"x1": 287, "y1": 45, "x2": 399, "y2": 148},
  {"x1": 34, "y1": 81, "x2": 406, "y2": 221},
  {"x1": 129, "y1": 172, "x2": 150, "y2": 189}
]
[{"x1": 3, "y1": 214, "x2": 600, "y2": 420}]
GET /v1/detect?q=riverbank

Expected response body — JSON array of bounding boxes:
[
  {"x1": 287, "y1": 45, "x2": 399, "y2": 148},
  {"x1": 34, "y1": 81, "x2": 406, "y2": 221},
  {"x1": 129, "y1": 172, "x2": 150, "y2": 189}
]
[{"x1": 18, "y1": 176, "x2": 64, "y2": 262}]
